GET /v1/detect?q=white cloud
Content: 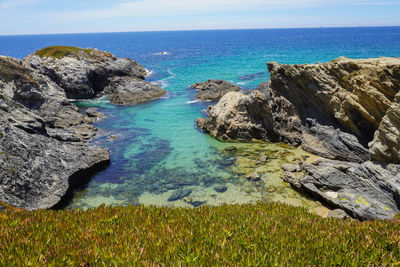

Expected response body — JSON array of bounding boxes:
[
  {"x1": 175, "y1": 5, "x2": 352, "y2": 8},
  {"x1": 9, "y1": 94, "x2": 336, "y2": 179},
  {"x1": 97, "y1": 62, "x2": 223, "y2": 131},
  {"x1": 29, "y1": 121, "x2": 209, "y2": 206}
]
[
  {"x1": 0, "y1": 0, "x2": 42, "y2": 9},
  {"x1": 51, "y1": 0, "x2": 327, "y2": 22}
]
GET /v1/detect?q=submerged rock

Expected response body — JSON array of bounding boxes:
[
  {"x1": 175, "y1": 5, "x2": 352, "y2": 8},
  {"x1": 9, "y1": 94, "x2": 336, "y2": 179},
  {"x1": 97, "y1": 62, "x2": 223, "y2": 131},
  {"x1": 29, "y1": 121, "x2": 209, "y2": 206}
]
[
  {"x1": 190, "y1": 79, "x2": 241, "y2": 101},
  {"x1": 190, "y1": 201, "x2": 206, "y2": 208},
  {"x1": 214, "y1": 185, "x2": 228, "y2": 193},
  {"x1": 224, "y1": 146, "x2": 237, "y2": 153},
  {"x1": 167, "y1": 189, "x2": 192, "y2": 202},
  {"x1": 247, "y1": 173, "x2": 261, "y2": 182}
]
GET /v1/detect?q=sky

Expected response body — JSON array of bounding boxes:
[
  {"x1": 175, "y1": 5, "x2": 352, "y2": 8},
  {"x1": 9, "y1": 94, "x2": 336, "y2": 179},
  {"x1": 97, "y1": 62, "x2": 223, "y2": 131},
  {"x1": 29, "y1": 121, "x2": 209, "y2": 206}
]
[{"x1": 0, "y1": 0, "x2": 399, "y2": 35}]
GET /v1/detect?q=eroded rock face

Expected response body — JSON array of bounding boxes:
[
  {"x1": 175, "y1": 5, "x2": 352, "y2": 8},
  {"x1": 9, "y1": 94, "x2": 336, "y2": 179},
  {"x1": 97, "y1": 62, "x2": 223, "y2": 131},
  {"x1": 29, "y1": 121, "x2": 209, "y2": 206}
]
[
  {"x1": 190, "y1": 79, "x2": 241, "y2": 101},
  {"x1": 268, "y1": 57, "x2": 400, "y2": 143},
  {"x1": 23, "y1": 46, "x2": 166, "y2": 105},
  {"x1": 0, "y1": 54, "x2": 112, "y2": 210},
  {"x1": 283, "y1": 160, "x2": 400, "y2": 220},
  {"x1": 197, "y1": 90, "x2": 277, "y2": 141},
  {"x1": 369, "y1": 91, "x2": 400, "y2": 164}
]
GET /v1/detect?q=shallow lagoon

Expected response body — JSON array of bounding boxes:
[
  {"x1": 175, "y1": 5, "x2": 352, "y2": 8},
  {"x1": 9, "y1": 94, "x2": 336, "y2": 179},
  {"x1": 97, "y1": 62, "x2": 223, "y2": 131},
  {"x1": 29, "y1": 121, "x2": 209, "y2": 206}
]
[{"x1": 69, "y1": 97, "x2": 328, "y2": 216}]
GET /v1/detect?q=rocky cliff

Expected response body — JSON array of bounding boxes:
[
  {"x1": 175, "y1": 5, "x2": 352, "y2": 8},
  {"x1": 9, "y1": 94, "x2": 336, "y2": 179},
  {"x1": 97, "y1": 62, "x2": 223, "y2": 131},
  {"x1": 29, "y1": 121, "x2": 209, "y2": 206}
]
[
  {"x1": 197, "y1": 57, "x2": 400, "y2": 219},
  {"x1": 0, "y1": 46, "x2": 165, "y2": 210},
  {"x1": 24, "y1": 46, "x2": 166, "y2": 105}
]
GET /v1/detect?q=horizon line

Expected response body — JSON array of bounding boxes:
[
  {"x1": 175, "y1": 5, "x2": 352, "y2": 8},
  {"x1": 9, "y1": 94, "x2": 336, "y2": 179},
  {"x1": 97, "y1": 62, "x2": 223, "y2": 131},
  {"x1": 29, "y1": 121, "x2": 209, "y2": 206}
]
[{"x1": 1, "y1": 25, "x2": 400, "y2": 37}]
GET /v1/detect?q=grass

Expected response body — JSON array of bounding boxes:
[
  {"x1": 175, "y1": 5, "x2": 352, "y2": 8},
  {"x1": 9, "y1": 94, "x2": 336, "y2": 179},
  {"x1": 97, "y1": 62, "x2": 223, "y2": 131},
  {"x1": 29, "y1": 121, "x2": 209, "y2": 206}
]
[
  {"x1": 1, "y1": 203, "x2": 399, "y2": 266},
  {"x1": 34, "y1": 46, "x2": 94, "y2": 59}
]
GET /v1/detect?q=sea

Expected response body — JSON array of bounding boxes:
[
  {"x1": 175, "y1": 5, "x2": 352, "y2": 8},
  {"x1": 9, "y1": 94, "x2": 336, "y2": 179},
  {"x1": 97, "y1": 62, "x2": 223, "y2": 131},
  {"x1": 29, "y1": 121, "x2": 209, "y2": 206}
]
[{"x1": 1, "y1": 27, "x2": 400, "y2": 211}]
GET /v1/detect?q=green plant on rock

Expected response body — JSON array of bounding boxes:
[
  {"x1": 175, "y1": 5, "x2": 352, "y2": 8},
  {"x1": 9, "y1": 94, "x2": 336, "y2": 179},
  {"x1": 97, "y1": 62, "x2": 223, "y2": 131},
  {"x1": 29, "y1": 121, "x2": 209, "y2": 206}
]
[{"x1": 34, "y1": 46, "x2": 94, "y2": 59}]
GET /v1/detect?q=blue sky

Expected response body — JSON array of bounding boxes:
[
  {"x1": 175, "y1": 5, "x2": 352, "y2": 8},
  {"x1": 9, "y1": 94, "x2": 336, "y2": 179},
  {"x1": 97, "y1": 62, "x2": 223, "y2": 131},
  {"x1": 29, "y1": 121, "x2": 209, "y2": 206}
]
[{"x1": 0, "y1": 0, "x2": 399, "y2": 35}]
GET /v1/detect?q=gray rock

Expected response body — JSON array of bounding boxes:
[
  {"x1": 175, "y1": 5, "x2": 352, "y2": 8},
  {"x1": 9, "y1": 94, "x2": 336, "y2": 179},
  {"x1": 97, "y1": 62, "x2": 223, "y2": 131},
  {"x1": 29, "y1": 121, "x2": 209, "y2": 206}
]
[
  {"x1": 0, "y1": 51, "x2": 123, "y2": 210},
  {"x1": 224, "y1": 146, "x2": 237, "y2": 152},
  {"x1": 23, "y1": 46, "x2": 166, "y2": 105},
  {"x1": 197, "y1": 90, "x2": 278, "y2": 141},
  {"x1": 168, "y1": 189, "x2": 192, "y2": 202},
  {"x1": 190, "y1": 201, "x2": 206, "y2": 208},
  {"x1": 105, "y1": 77, "x2": 166, "y2": 105},
  {"x1": 190, "y1": 79, "x2": 241, "y2": 101},
  {"x1": 301, "y1": 119, "x2": 370, "y2": 163},
  {"x1": 247, "y1": 173, "x2": 261, "y2": 182},
  {"x1": 284, "y1": 159, "x2": 400, "y2": 220},
  {"x1": 214, "y1": 185, "x2": 227, "y2": 193},
  {"x1": 282, "y1": 164, "x2": 298, "y2": 172},
  {"x1": 86, "y1": 107, "x2": 105, "y2": 119},
  {"x1": 327, "y1": 209, "x2": 350, "y2": 219}
]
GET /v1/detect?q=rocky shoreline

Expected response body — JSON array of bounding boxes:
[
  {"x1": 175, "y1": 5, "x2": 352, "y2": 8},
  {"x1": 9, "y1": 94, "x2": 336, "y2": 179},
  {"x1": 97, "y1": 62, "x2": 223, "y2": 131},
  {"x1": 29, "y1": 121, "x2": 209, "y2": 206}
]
[
  {"x1": 2, "y1": 45, "x2": 400, "y2": 220},
  {"x1": 0, "y1": 46, "x2": 166, "y2": 210},
  {"x1": 197, "y1": 57, "x2": 400, "y2": 220}
]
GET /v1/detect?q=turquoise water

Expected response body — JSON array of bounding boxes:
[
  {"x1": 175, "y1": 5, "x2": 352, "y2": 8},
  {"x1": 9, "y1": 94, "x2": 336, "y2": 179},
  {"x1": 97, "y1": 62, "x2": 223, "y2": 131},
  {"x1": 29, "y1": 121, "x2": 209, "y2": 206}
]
[{"x1": 1, "y1": 27, "x2": 400, "y2": 211}]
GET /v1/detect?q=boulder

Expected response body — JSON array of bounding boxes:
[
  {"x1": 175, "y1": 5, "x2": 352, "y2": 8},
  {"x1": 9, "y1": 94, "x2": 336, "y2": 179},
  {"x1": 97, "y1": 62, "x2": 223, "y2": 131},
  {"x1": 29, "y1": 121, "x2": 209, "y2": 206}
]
[
  {"x1": 197, "y1": 90, "x2": 277, "y2": 141},
  {"x1": 190, "y1": 79, "x2": 241, "y2": 101},
  {"x1": 283, "y1": 159, "x2": 400, "y2": 220}
]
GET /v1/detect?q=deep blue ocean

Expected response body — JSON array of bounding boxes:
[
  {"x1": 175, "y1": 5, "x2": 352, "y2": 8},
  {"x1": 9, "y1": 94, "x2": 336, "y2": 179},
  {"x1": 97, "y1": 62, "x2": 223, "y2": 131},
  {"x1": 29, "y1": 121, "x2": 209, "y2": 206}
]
[{"x1": 1, "y1": 27, "x2": 400, "y2": 210}]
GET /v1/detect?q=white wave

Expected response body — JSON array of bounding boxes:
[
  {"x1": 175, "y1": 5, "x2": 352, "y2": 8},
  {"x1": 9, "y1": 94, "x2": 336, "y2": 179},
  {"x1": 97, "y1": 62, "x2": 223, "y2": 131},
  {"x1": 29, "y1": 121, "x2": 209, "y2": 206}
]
[
  {"x1": 157, "y1": 79, "x2": 169, "y2": 89},
  {"x1": 154, "y1": 51, "x2": 170, "y2": 56},
  {"x1": 145, "y1": 68, "x2": 154, "y2": 77},
  {"x1": 71, "y1": 95, "x2": 109, "y2": 103},
  {"x1": 187, "y1": 100, "x2": 200, "y2": 104}
]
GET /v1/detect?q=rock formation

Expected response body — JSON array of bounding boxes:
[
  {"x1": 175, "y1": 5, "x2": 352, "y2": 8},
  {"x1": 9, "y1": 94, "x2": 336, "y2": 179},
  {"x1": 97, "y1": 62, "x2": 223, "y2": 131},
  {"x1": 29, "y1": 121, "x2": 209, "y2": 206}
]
[
  {"x1": 24, "y1": 46, "x2": 166, "y2": 105},
  {"x1": 196, "y1": 90, "x2": 277, "y2": 141},
  {"x1": 190, "y1": 79, "x2": 241, "y2": 101},
  {"x1": 0, "y1": 46, "x2": 165, "y2": 210},
  {"x1": 197, "y1": 57, "x2": 400, "y2": 219},
  {"x1": 283, "y1": 160, "x2": 400, "y2": 220}
]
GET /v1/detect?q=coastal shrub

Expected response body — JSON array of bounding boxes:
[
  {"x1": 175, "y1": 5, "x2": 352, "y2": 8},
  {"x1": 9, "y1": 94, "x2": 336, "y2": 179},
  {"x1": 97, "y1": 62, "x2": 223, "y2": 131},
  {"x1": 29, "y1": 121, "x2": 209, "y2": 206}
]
[
  {"x1": 34, "y1": 46, "x2": 93, "y2": 59},
  {"x1": 0, "y1": 203, "x2": 399, "y2": 265}
]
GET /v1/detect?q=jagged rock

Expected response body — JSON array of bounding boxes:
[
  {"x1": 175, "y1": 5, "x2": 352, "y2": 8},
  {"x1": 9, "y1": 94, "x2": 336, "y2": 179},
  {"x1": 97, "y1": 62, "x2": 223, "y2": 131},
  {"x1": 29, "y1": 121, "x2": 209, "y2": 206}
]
[
  {"x1": 0, "y1": 50, "x2": 134, "y2": 210},
  {"x1": 268, "y1": 57, "x2": 400, "y2": 143},
  {"x1": 301, "y1": 119, "x2": 370, "y2": 163},
  {"x1": 284, "y1": 159, "x2": 400, "y2": 220},
  {"x1": 369, "y1": 91, "x2": 400, "y2": 164},
  {"x1": 23, "y1": 46, "x2": 166, "y2": 105},
  {"x1": 190, "y1": 79, "x2": 241, "y2": 101},
  {"x1": 197, "y1": 91, "x2": 277, "y2": 141}
]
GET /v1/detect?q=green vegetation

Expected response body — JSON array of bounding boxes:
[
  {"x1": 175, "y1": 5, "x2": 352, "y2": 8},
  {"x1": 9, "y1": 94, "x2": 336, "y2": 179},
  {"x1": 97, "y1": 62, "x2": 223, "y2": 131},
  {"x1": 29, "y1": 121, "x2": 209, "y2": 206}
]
[
  {"x1": 1, "y1": 203, "x2": 399, "y2": 265},
  {"x1": 34, "y1": 46, "x2": 94, "y2": 59}
]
